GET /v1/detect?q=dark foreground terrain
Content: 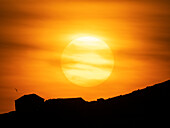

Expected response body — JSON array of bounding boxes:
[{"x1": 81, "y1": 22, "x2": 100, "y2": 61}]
[{"x1": 0, "y1": 80, "x2": 170, "y2": 127}]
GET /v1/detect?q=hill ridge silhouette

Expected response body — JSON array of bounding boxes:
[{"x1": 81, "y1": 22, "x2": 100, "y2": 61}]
[{"x1": 0, "y1": 80, "x2": 170, "y2": 127}]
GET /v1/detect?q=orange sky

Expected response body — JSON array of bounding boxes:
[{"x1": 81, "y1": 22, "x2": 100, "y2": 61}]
[{"x1": 0, "y1": 0, "x2": 170, "y2": 113}]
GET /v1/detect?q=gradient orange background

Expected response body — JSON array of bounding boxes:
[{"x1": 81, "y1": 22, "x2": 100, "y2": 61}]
[{"x1": 0, "y1": 0, "x2": 170, "y2": 113}]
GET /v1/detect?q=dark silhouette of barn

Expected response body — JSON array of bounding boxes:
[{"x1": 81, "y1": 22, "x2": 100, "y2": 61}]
[{"x1": 15, "y1": 94, "x2": 44, "y2": 117}]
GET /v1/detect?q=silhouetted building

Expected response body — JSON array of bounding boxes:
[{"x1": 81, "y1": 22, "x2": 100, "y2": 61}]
[
  {"x1": 53, "y1": 97, "x2": 85, "y2": 104},
  {"x1": 44, "y1": 97, "x2": 86, "y2": 118},
  {"x1": 97, "y1": 98, "x2": 105, "y2": 102},
  {"x1": 15, "y1": 94, "x2": 44, "y2": 114}
]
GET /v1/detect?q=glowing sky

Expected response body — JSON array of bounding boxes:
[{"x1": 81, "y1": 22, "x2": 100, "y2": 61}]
[{"x1": 0, "y1": 0, "x2": 170, "y2": 113}]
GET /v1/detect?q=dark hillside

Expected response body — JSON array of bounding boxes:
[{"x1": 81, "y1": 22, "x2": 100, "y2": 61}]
[{"x1": 0, "y1": 80, "x2": 169, "y2": 127}]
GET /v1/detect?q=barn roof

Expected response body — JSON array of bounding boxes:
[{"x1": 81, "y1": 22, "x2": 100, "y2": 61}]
[{"x1": 15, "y1": 94, "x2": 44, "y2": 102}]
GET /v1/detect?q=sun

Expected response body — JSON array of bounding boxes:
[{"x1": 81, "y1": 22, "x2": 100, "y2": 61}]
[{"x1": 61, "y1": 36, "x2": 114, "y2": 87}]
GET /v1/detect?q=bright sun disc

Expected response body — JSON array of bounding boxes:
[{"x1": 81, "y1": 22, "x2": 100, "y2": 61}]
[{"x1": 61, "y1": 36, "x2": 114, "y2": 87}]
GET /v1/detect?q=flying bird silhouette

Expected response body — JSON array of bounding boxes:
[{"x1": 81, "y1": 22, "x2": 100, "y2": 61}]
[{"x1": 15, "y1": 88, "x2": 18, "y2": 92}]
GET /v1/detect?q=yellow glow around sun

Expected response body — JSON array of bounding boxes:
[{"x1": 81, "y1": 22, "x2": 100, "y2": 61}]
[{"x1": 61, "y1": 36, "x2": 114, "y2": 87}]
